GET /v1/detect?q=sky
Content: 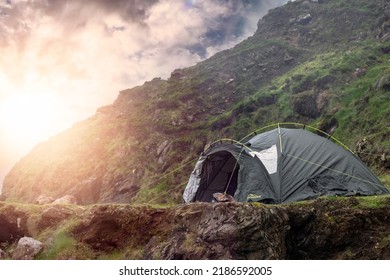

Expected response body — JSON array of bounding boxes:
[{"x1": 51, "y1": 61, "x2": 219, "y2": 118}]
[{"x1": 0, "y1": 0, "x2": 288, "y2": 189}]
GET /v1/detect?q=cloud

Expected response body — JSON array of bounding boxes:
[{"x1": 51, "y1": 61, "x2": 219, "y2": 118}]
[{"x1": 0, "y1": 0, "x2": 288, "y2": 188}]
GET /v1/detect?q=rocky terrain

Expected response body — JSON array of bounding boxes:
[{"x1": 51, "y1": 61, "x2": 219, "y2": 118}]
[
  {"x1": 1, "y1": 196, "x2": 389, "y2": 260},
  {"x1": 2, "y1": 0, "x2": 390, "y2": 205}
]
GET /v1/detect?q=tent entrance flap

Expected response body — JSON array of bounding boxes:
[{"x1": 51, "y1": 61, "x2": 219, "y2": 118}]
[{"x1": 194, "y1": 151, "x2": 239, "y2": 202}]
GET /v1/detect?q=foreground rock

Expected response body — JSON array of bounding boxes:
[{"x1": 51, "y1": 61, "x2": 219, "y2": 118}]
[
  {"x1": 0, "y1": 248, "x2": 6, "y2": 259},
  {"x1": 35, "y1": 195, "x2": 54, "y2": 205},
  {"x1": 51, "y1": 195, "x2": 78, "y2": 205},
  {"x1": 73, "y1": 203, "x2": 288, "y2": 259},
  {"x1": 0, "y1": 197, "x2": 389, "y2": 259},
  {"x1": 12, "y1": 237, "x2": 43, "y2": 260}
]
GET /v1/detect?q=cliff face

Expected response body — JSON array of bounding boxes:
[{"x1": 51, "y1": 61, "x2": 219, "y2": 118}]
[
  {"x1": 2, "y1": 0, "x2": 390, "y2": 204},
  {"x1": 1, "y1": 196, "x2": 389, "y2": 260}
]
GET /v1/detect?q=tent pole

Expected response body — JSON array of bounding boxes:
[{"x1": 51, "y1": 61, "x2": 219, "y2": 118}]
[{"x1": 224, "y1": 147, "x2": 244, "y2": 195}]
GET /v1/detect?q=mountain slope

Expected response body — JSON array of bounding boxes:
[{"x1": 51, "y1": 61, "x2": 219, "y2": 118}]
[{"x1": 3, "y1": 0, "x2": 390, "y2": 204}]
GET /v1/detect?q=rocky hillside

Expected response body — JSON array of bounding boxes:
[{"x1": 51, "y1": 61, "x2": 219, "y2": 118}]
[
  {"x1": 2, "y1": 0, "x2": 390, "y2": 204},
  {"x1": 1, "y1": 196, "x2": 390, "y2": 259}
]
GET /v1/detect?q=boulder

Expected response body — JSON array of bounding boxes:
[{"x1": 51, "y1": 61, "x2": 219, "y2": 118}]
[
  {"x1": 297, "y1": 14, "x2": 312, "y2": 25},
  {"x1": 38, "y1": 205, "x2": 74, "y2": 230},
  {"x1": 157, "y1": 140, "x2": 171, "y2": 156},
  {"x1": 290, "y1": 90, "x2": 322, "y2": 118},
  {"x1": 0, "y1": 205, "x2": 29, "y2": 244},
  {"x1": 352, "y1": 68, "x2": 367, "y2": 78},
  {"x1": 35, "y1": 195, "x2": 55, "y2": 205},
  {"x1": 284, "y1": 53, "x2": 294, "y2": 62},
  {"x1": 12, "y1": 237, "x2": 43, "y2": 260},
  {"x1": 51, "y1": 195, "x2": 78, "y2": 205},
  {"x1": 170, "y1": 69, "x2": 187, "y2": 80},
  {"x1": 0, "y1": 248, "x2": 6, "y2": 259},
  {"x1": 68, "y1": 177, "x2": 102, "y2": 204},
  {"x1": 375, "y1": 74, "x2": 390, "y2": 91}
]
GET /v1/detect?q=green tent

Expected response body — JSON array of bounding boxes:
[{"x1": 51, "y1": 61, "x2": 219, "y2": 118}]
[{"x1": 183, "y1": 126, "x2": 388, "y2": 203}]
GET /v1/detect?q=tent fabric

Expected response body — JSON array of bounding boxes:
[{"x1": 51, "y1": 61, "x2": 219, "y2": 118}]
[{"x1": 183, "y1": 128, "x2": 389, "y2": 204}]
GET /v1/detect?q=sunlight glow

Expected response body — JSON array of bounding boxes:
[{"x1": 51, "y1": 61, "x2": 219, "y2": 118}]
[{"x1": 0, "y1": 85, "x2": 68, "y2": 154}]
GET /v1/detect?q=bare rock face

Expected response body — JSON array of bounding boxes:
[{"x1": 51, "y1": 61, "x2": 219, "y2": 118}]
[
  {"x1": 297, "y1": 14, "x2": 312, "y2": 25},
  {"x1": 52, "y1": 195, "x2": 78, "y2": 205},
  {"x1": 12, "y1": 237, "x2": 43, "y2": 260},
  {"x1": 157, "y1": 140, "x2": 173, "y2": 165},
  {"x1": 286, "y1": 198, "x2": 390, "y2": 259},
  {"x1": 0, "y1": 205, "x2": 29, "y2": 244},
  {"x1": 35, "y1": 195, "x2": 55, "y2": 205},
  {"x1": 72, "y1": 203, "x2": 289, "y2": 260},
  {"x1": 38, "y1": 205, "x2": 75, "y2": 230},
  {"x1": 1, "y1": 198, "x2": 390, "y2": 260},
  {"x1": 153, "y1": 203, "x2": 289, "y2": 260}
]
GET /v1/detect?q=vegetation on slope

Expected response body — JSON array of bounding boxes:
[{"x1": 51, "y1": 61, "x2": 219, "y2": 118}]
[{"x1": 2, "y1": 0, "x2": 390, "y2": 205}]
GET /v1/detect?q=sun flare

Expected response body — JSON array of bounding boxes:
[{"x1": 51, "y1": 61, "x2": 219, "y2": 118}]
[{"x1": 0, "y1": 88, "x2": 67, "y2": 153}]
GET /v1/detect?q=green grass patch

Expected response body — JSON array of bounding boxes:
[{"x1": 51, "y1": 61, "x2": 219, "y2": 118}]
[
  {"x1": 355, "y1": 195, "x2": 390, "y2": 209},
  {"x1": 379, "y1": 234, "x2": 390, "y2": 249},
  {"x1": 39, "y1": 232, "x2": 76, "y2": 260},
  {"x1": 379, "y1": 174, "x2": 390, "y2": 190}
]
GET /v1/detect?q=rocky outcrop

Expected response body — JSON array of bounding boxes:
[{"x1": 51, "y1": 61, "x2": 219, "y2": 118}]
[
  {"x1": 12, "y1": 237, "x2": 43, "y2": 260},
  {"x1": 35, "y1": 195, "x2": 55, "y2": 205},
  {"x1": 0, "y1": 248, "x2": 5, "y2": 259},
  {"x1": 0, "y1": 205, "x2": 29, "y2": 245},
  {"x1": 290, "y1": 90, "x2": 326, "y2": 118},
  {"x1": 38, "y1": 205, "x2": 75, "y2": 230},
  {"x1": 157, "y1": 140, "x2": 173, "y2": 166},
  {"x1": 287, "y1": 198, "x2": 390, "y2": 259},
  {"x1": 356, "y1": 138, "x2": 390, "y2": 171},
  {"x1": 0, "y1": 197, "x2": 389, "y2": 260},
  {"x1": 70, "y1": 203, "x2": 288, "y2": 259},
  {"x1": 375, "y1": 74, "x2": 390, "y2": 91},
  {"x1": 143, "y1": 203, "x2": 288, "y2": 260},
  {"x1": 52, "y1": 195, "x2": 78, "y2": 205},
  {"x1": 2, "y1": 0, "x2": 389, "y2": 205},
  {"x1": 297, "y1": 14, "x2": 313, "y2": 25}
]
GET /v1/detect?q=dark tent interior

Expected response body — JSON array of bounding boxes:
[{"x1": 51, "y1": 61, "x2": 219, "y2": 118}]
[{"x1": 194, "y1": 151, "x2": 239, "y2": 202}]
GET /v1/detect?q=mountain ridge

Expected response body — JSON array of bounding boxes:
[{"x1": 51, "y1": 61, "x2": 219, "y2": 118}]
[{"x1": 2, "y1": 0, "x2": 390, "y2": 204}]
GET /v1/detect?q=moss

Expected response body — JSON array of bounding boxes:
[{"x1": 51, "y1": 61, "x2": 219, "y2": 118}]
[
  {"x1": 339, "y1": 247, "x2": 356, "y2": 259},
  {"x1": 181, "y1": 232, "x2": 205, "y2": 257},
  {"x1": 98, "y1": 250, "x2": 125, "y2": 260},
  {"x1": 379, "y1": 235, "x2": 390, "y2": 249}
]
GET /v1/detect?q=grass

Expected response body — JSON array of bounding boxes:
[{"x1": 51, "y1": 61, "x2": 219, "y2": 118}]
[
  {"x1": 357, "y1": 195, "x2": 390, "y2": 209},
  {"x1": 35, "y1": 214, "x2": 88, "y2": 260},
  {"x1": 39, "y1": 232, "x2": 76, "y2": 260},
  {"x1": 379, "y1": 174, "x2": 390, "y2": 190},
  {"x1": 97, "y1": 247, "x2": 144, "y2": 260},
  {"x1": 282, "y1": 194, "x2": 390, "y2": 209}
]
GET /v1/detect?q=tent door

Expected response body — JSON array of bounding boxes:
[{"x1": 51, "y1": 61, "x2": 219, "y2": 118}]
[{"x1": 194, "y1": 151, "x2": 239, "y2": 202}]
